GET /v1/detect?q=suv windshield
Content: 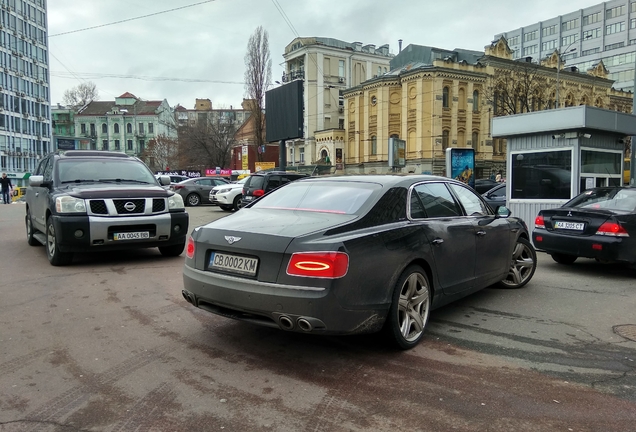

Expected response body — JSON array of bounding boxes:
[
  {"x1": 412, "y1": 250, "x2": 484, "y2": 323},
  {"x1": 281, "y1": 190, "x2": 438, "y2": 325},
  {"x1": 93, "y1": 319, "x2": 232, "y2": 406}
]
[
  {"x1": 252, "y1": 181, "x2": 379, "y2": 214},
  {"x1": 57, "y1": 159, "x2": 157, "y2": 184}
]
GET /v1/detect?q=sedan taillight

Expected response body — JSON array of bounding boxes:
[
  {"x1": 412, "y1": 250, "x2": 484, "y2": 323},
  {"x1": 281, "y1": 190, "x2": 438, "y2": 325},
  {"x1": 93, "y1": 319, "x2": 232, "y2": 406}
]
[
  {"x1": 534, "y1": 215, "x2": 545, "y2": 229},
  {"x1": 286, "y1": 252, "x2": 349, "y2": 279},
  {"x1": 253, "y1": 189, "x2": 265, "y2": 197},
  {"x1": 173, "y1": 185, "x2": 184, "y2": 190},
  {"x1": 596, "y1": 222, "x2": 629, "y2": 237},
  {"x1": 186, "y1": 236, "x2": 196, "y2": 259}
]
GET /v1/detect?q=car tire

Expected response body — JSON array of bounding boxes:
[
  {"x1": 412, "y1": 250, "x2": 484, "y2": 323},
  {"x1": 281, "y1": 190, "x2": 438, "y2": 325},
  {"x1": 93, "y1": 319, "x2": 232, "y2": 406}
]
[
  {"x1": 186, "y1": 193, "x2": 200, "y2": 207},
  {"x1": 498, "y1": 237, "x2": 536, "y2": 289},
  {"x1": 232, "y1": 195, "x2": 242, "y2": 211},
  {"x1": 158, "y1": 242, "x2": 186, "y2": 257},
  {"x1": 26, "y1": 209, "x2": 40, "y2": 246},
  {"x1": 219, "y1": 205, "x2": 232, "y2": 212},
  {"x1": 551, "y1": 253, "x2": 577, "y2": 265},
  {"x1": 46, "y1": 216, "x2": 73, "y2": 266},
  {"x1": 385, "y1": 265, "x2": 431, "y2": 350}
]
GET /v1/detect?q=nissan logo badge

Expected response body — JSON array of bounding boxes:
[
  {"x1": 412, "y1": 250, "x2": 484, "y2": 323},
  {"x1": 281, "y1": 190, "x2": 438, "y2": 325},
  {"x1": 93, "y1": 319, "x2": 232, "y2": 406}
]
[{"x1": 124, "y1": 202, "x2": 136, "y2": 212}]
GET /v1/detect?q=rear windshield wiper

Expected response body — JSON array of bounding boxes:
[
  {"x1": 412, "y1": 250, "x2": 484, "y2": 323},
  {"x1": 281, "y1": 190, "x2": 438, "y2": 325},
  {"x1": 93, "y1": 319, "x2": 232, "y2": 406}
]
[{"x1": 98, "y1": 179, "x2": 152, "y2": 184}]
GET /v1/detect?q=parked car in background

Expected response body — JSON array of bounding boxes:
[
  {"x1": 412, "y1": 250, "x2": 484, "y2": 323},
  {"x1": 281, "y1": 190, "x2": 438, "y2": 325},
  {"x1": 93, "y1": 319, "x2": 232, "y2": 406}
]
[
  {"x1": 533, "y1": 186, "x2": 636, "y2": 268},
  {"x1": 474, "y1": 178, "x2": 501, "y2": 194},
  {"x1": 172, "y1": 177, "x2": 230, "y2": 206},
  {"x1": 482, "y1": 183, "x2": 506, "y2": 210},
  {"x1": 25, "y1": 151, "x2": 188, "y2": 266},
  {"x1": 209, "y1": 177, "x2": 248, "y2": 211},
  {"x1": 182, "y1": 175, "x2": 536, "y2": 350},
  {"x1": 240, "y1": 171, "x2": 309, "y2": 207},
  {"x1": 155, "y1": 174, "x2": 190, "y2": 190}
]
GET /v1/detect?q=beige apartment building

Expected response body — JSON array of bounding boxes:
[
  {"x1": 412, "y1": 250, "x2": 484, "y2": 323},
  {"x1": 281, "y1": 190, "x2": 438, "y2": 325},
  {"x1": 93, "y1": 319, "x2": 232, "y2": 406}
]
[{"x1": 280, "y1": 37, "x2": 394, "y2": 167}]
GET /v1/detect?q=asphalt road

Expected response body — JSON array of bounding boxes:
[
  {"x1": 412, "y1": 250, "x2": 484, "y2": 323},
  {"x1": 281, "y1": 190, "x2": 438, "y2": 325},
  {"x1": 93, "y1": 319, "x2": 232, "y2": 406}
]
[{"x1": 1, "y1": 203, "x2": 635, "y2": 432}]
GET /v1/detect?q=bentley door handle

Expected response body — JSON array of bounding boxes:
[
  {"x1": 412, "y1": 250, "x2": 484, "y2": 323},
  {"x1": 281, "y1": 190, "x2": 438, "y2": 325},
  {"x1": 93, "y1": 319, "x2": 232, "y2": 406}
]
[
  {"x1": 476, "y1": 231, "x2": 486, "y2": 236},
  {"x1": 431, "y1": 238, "x2": 444, "y2": 245}
]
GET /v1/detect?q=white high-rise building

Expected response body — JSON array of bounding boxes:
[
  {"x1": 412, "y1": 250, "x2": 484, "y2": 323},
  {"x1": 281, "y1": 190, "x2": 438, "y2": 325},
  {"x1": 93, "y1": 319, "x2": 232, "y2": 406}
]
[
  {"x1": 495, "y1": 0, "x2": 636, "y2": 92},
  {"x1": 0, "y1": 0, "x2": 50, "y2": 186}
]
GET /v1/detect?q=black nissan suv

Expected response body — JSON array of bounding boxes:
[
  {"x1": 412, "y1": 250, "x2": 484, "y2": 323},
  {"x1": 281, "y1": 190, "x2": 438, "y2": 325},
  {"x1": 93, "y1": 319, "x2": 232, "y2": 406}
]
[{"x1": 25, "y1": 151, "x2": 189, "y2": 266}]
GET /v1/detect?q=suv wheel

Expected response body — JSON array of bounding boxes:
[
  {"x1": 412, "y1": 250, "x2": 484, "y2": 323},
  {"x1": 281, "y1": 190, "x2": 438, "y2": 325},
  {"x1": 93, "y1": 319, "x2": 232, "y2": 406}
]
[
  {"x1": 232, "y1": 195, "x2": 242, "y2": 211},
  {"x1": 46, "y1": 216, "x2": 73, "y2": 266},
  {"x1": 26, "y1": 209, "x2": 40, "y2": 246},
  {"x1": 186, "y1": 193, "x2": 200, "y2": 207}
]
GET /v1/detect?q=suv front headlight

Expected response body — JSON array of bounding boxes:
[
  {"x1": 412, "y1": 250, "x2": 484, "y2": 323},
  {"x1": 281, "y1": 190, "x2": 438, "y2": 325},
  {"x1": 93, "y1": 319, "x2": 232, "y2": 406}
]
[
  {"x1": 55, "y1": 196, "x2": 87, "y2": 213},
  {"x1": 168, "y1": 193, "x2": 185, "y2": 210}
]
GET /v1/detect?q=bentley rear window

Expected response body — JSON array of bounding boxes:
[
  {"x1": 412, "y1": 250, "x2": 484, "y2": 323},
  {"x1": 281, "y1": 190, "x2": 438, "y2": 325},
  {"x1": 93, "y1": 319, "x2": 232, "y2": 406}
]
[
  {"x1": 567, "y1": 188, "x2": 636, "y2": 212},
  {"x1": 252, "y1": 181, "x2": 380, "y2": 214}
]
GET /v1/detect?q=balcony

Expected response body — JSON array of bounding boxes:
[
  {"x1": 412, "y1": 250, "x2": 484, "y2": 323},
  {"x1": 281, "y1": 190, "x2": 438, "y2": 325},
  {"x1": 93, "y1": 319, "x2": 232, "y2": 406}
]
[{"x1": 282, "y1": 70, "x2": 305, "y2": 83}]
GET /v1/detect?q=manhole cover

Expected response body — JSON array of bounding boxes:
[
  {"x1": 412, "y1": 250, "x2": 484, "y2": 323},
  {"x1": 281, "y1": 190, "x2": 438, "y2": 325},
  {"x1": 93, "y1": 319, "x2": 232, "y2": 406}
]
[{"x1": 613, "y1": 324, "x2": 636, "y2": 342}]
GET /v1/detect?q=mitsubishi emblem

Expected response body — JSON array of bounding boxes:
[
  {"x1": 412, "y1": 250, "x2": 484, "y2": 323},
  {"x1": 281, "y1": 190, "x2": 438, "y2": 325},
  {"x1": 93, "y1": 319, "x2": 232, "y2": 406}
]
[
  {"x1": 567, "y1": 211, "x2": 572, "y2": 217},
  {"x1": 225, "y1": 236, "x2": 241, "y2": 245},
  {"x1": 124, "y1": 202, "x2": 136, "y2": 212}
]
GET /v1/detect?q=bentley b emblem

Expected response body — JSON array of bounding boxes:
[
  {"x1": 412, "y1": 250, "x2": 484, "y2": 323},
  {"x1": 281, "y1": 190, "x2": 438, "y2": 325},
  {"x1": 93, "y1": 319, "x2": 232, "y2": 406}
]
[
  {"x1": 225, "y1": 236, "x2": 241, "y2": 245},
  {"x1": 124, "y1": 202, "x2": 136, "y2": 212}
]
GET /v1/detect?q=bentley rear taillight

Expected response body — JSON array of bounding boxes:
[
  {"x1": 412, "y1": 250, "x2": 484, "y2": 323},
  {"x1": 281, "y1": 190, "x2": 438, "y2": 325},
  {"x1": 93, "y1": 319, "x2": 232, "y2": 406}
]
[
  {"x1": 596, "y1": 222, "x2": 629, "y2": 237},
  {"x1": 186, "y1": 237, "x2": 195, "y2": 259},
  {"x1": 286, "y1": 252, "x2": 349, "y2": 279}
]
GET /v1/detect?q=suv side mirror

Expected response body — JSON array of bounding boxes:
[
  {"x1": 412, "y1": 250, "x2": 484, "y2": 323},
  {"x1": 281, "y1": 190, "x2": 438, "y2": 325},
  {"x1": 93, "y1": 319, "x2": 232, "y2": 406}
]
[
  {"x1": 29, "y1": 175, "x2": 44, "y2": 187},
  {"x1": 158, "y1": 175, "x2": 171, "y2": 186}
]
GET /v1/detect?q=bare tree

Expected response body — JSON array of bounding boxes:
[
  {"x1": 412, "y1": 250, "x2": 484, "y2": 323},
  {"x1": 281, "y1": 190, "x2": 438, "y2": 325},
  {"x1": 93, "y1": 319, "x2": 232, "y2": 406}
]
[
  {"x1": 178, "y1": 118, "x2": 238, "y2": 171},
  {"x1": 62, "y1": 82, "x2": 99, "y2": 109},
  {"x1": 142, "y1": 134, "x2": 180, "y2": 172},
  {"x1": 244, "y1": 26, "x2": 271, "y2": 162},
  {"x1": 484, "y1": 62, "x2": 553, "y2": 116}
]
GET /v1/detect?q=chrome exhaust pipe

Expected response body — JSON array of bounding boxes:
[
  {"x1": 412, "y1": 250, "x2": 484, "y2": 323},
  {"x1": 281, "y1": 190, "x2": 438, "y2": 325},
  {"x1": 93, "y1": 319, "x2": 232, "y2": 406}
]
[
  {"x1": 278, "y1": 315, "x2": 294, "y2": 330},
  {"x1": 297, "y1": 318, "x2": 313, "y2": 332},
  {"x1": 182, "y1": 290, "x2": 193, "y2": 304}
]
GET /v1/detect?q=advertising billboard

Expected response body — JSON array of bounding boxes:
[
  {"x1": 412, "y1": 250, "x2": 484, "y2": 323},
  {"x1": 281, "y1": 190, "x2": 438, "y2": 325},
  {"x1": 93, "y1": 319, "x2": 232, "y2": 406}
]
[
  {"x1": 445, "y1": 148, "x2": 475, "y2": 189},
  {"x1": 388, "y1": 137, "x2": 406, "y2": 168}
]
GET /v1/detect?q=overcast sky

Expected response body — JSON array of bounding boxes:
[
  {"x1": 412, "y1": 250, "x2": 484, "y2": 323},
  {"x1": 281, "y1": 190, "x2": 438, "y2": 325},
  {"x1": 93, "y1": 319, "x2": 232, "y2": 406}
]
[{"x1": 47, "y1": 0, "x2": 603, "y2": 109}]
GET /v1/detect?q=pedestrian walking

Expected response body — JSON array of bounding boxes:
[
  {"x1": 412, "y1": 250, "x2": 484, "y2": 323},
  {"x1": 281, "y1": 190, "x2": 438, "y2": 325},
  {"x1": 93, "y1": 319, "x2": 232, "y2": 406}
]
[
  {"x1": 495, "y1": 170, "x2": 503, "y2": 183},
  {"x1": 1, "y1": 173, "x2": 13, "y2": 204}
]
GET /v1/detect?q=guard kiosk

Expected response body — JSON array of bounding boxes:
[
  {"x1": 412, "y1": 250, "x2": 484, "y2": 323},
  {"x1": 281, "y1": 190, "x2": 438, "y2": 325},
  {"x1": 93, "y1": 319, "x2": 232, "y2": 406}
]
[{"x1": 492, "y1": 105, "x2": 636, "y2": 232}]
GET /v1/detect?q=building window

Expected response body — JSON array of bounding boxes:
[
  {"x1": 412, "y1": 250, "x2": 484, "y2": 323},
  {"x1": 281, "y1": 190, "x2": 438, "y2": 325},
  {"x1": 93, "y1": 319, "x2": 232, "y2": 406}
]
[
  {"x1": 80, "y1": 123, "x2": 86, "y2": 134},
  {"x1": 101, "y1": 123, "x2": 107, "y2": 134},
  {"x1": 542, "y1": 25, "x2": 557, "y2": 37},
  {"x1": 632, "y1": 2, "x2": 636, "y2": 13},
  {"x1": 541, "y1": 40, "x2": 557, "y2": 51},
  {"x1": 511, "y1": 150, "x2": 571, "y2": 199},
  {"x1": 605, "y1": 42, "x2": 625, "y2": 51},
  {"x1": 114, "y1": 123, "x2": 120, "y2": 133},
  {"x1": 631, "y1": 18, "x2": 636, "y2": 29},
  {"x1": 561, "y1": 34, "x2": 578, "y2": 46},
  {"x1": 442, "y1": 86, "x2": 450, "y2": 108},
  {"x1": 583, "y1": 11, "x2": 601, "y2": 25},
  {"x1": 102, "y1": 140, "x2": 108, "y2": 150},
  {"x1": 139, "y1": 140, "x2": 145, "y2": 153},
  {"x1": 114, "y1": 139, "x2": 120, "y2": 150},
  {"x1": 338, "y1": 60, "x2": 345, "y2": 78},
  {"x1": 606, "y1": 22, "x2": 625, "y2": 35},
  {"x1": 442, "y1": 130, "x2": 449, "y2": 150},
  {"x1": 606, "y1": 5, "x2": 625, "y2": 19},
  {"x1": 472, "y1": 131, "x2": 479, "y2": 148},
  {"x1": 127, "y1": 140, "x2": 133, "y2": 151},
  {"x1": 473, "y1": 90, "x2": 479, "y2": 112},
  {"x1": 139, "y1": 123, "x2": 144, "y2": 134},
  {"x1": 507, "y1": 36, "x2": 519, "y2": 46},
  {"x1": 148, "y1": 123, "x2": 154, "y2": 134},
  {"x1": 582, "y1": 47, "x2": 601, "y2": 56},
  {"x1": 523, "y1": 30, "x2": 537, "y2": 42},
  {"x1": 562, "y1": 18, "x2": 579, "y2": 32},
  {"x1": 90, "y1": 124, "x2": 95, "y2": 136},
  {"x1": 127, "y1": 123, "x2": 132, "y2": 133},
  {"x1": 371, "y1": 136, "x2": 377, "y2": 155},
  {"x1": 299, "y1": 147, "x2": 305, "y2": 163},
  {"x1": 523, "y1": 45, "x2": 538, "y2": 56},
  {"x1": 583, "y1": 28, "x2": 601, "y2": 39}
]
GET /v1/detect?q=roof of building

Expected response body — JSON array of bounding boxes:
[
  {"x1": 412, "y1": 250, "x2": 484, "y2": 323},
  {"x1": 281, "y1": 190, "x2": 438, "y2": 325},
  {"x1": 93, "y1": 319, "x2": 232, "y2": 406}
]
[
  {"x1": 76, "y1": 99, "x2": 166, "y2": 116},
  {"x1": 390, "y1": 44, "x2": 483, "y2": 70}
]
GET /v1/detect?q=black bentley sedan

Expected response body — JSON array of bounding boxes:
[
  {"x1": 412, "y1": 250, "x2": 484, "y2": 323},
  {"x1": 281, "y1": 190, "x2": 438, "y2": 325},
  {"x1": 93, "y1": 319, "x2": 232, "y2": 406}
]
[
  {"x1": 182, "y1": 175, "x2": 537, "y2": 349},
  {"x1": 533, "y1": 187, "x2": 636, "y2": 268}
]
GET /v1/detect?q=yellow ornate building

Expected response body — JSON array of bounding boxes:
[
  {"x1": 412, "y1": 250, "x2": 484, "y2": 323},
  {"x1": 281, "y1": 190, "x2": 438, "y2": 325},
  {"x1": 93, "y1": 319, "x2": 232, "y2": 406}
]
[{"x1": 341, "y1": 37, "x2": 633, "y2": 177}]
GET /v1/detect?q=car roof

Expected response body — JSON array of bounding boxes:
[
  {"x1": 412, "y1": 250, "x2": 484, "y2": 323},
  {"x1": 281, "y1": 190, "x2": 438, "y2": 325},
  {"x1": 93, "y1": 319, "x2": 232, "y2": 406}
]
[
  {"x1": 295, "y1": 174, "x2": 454, "y2": 188},
  {"x1": 57, "y1": 151, "x2": 133, "y2": 159}
]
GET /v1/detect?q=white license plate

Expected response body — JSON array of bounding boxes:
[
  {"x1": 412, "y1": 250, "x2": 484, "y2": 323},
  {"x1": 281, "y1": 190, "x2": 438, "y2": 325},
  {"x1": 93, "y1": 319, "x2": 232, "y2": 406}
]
[
  {"x1": 209, "y1": 252, "x2": 258, "y2": 276},
  {"x1": 243, "y1": 196, "x2": 254, "y2": 201},
  {"x1": 113, "y1": 231, "x2": 150, "y2": 240},
  {"x1": 554, "y1": 221, "x2": 584, "y2": 231}
]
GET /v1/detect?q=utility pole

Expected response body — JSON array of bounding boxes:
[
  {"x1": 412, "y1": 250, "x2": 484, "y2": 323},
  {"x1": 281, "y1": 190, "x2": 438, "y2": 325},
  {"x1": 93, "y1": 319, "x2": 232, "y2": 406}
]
[{"x1": 631, "y1": 55, "x2": 636, "y2": 185}]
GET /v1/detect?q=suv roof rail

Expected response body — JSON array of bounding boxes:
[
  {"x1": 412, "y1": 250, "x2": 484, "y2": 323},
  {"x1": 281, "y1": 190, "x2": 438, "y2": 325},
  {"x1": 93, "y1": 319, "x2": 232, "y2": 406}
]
[{"x1": 61, "y1": 150, "x2": 131, "y2": 158}]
